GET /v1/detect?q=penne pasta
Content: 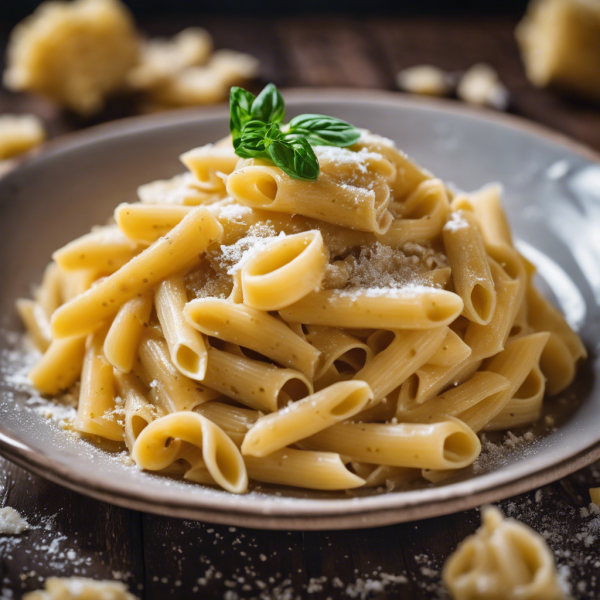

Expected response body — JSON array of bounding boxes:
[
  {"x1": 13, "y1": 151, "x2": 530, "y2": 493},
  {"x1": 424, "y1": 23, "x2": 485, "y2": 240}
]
[
  {"x1": 74, "y1": 327, "x2": 123, "y2": 442},
  {"x1": 303, "y1": 417, "x2": 481, "y2": 470},
  {"x1": 155, "y1": 275, "x2": 208, "y2": 380},
  {"x1": 279, "y1": 287, "x2": 464, "y2": 330},
  {"x1": 184, "y1": 299, "x2": 320, "y2": 378},
  {"x1": 104, "y1": 293, "x2": 153, "y2": 373},
  {"x1": 443, "y1": 210, "x2": 496, "y2": 325},
  {"x1": 241, "y1": 380, "x2": 374, "y2": 457},
  {"x1": 115, "y1": 202, "x2": 194, "y2": 243},
  {"x1": 245, "y1": 448, "x2": 365, "y2": 490},
  {"x1": 241, "y1": 231, "x2": 327, "y2": 310},
  {"x1": 51, "y1": 206, "x2": 223, "y2": 339},
  {"x1": 133, "y1": 411, "x2": 248, "y2": 493}
]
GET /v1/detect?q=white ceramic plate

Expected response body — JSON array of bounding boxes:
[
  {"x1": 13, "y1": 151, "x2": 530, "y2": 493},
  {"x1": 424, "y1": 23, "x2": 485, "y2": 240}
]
[{"x1": 0, "y1": 90, "x2": 599, "y2": 530}]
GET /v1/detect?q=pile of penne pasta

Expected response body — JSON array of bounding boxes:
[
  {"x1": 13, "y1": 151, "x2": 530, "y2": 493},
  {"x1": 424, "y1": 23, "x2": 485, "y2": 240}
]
[{"x1": 17, "y1": 131, "x2": 586, "y2": 494}]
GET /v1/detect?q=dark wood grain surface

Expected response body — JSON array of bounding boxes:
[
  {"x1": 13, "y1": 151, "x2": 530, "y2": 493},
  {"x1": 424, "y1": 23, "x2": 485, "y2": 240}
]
[{"x1": 1, "y1": 13, "x2": 600, "y2": 600}]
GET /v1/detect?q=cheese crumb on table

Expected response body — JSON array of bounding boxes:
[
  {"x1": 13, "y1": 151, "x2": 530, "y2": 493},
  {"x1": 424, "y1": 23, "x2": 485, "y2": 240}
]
[
  {"x1": 516, "y1": 0, "x2": 600, "y2": 102},
  {"x1": 0, "y1": 506, "x2": 31, "y2": 534},
  {"x1": 127, "y1": 27, "x2": 213, "y2": 91},
  {"x1": 23, "y1": 577, "x2": 139, "y2": 600},
  {"x1": 396, "y1": 65, "x2": 453, "y2": 97},
  {"x1": 0, "y1": 114, "x2": 45, "y2": 160},
  {"x1": 456, "y1": 63, "x2": 510, "y2": 110},
  {"x1": 3, "y1": 0, "x2": 140, "y2": 115}
]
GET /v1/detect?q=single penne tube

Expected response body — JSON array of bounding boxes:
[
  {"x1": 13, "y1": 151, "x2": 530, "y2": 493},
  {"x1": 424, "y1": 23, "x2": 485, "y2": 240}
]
[
  {"x1": 241, "y1": 231, "x2": 327, "y2": 310},
  {"x1": 115, "y1": 202, "x2": 194, "y2": 243},
  {"x1": 353, "y1": 327, "x2": 448, "y2": 401},
  {"x1": 180, "y1": 141, "x2": 240, "y2": 191},
  {"x1": 398, "y1": 371, "x2": 511, "y2": 423},
  {"x1": 155, "y1": 275, "x2": 208, "y2": 380},
  {"x1": 132, "y1": 411, "x2": 248, "y2": 494},
  {"x1": 279, "y1": 287, "x2": 464, "y2": 330},
  {"x1": 303, "y1": 417, "x2": 481, "y2": 470},
  {"x1": 469, "y1": 183, "x2": 513, "y2": 247},
  {"x1": 74, "y1": 327, "x2": 123, "y2": 442},
  {"x1": 464, "y1": 258, "x2": 522, "y2": 361},
  {"x1": 51, "y1": 206, "x2": 223, "y2": 339},
  {"x1": 16, "y1": 298, "x2": 51, "y2": 352},
  {"x1": 527, "y1": 283, "x2": 587, "y2": 364},
  {"x1": 28, "y1": 334, "x2": 86, "y2": 395},
  {"x1": 306, "y1": 325, "x2": 373, "y2": 380},
  {"x1": 138, "y1": 335, "x2": 219, "y2": 413},
  {"x1": 244, "y1": 448, "x2": 365, "y2": 490},
  {"x1": 137, "y1": 172, "x2": 223, "y2": 206},
  {"x1": 241, "y1": 381, "x2": 374, "y2": 457},
  {"x1": 184, "y1": 299, "x2": 320, "y2": 379},
  {"x1": 104, "y1": 293, "x2": 153, "y2": 373},
  {"x1": 351, "y1": 130, "x2": 431, "y2": 201},
  {"x1": 203, "y1": 347, "x2": 312, "y2": 412},
  {"x1": 486, "y1": 364, "x2": 545, "y2": 430},
  {"x1": 226, "y1": 152, "x2": 395, "y2": 234},
  {"x1": 195, "y1": 401, "x2": 259, "y2": 447},
  {"x1": 114, "y1": 370, "x2": 164, "y2": 452},
  {"x1": 52, "y1": 226, "x2": 142, "y2": 273},
  {"x1": 538, "y1": 332, "x2": 576, "y2": 396},
  {"x1": 34, "y1": 262, "x2": 62, "y2": 318},
  {"x1": 376, "y1": 179, "x2": 450, "y2": 245},
  {"x1": 427, "y1": 329, "x2": 472, "y2": 367},
  {"x1": 457, "y1": 332, "x2": 550, "y2": 432},
  {"x1": 443, "y1": 210, "x2": 496, "y2": 325}
]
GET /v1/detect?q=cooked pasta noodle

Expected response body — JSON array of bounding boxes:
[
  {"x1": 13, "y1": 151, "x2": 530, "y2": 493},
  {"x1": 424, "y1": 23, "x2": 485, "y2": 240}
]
[{"x1": 16, "y1": 115, "x2": 585, "y2": 495}]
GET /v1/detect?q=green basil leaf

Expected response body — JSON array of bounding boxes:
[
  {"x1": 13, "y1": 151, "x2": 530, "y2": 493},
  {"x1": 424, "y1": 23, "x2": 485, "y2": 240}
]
[
  {"x1": 230, "y1": 87, "x2": 256, "y2": 140},
  {"x1": 268, "y1": 138, "x2": 319, "y2": 181},
  {"x1": 234, "y1": 120, "x2": 270, "y2": 158},
  {"x1": 234, "y1": 121, "x2": 284, "y2": 159},
  {"x1": 251, "y1": 83, "x2": 285, "y2": 125},
  {"x1": 287, "y1": 114, "x2": 360, "y2": 147}
]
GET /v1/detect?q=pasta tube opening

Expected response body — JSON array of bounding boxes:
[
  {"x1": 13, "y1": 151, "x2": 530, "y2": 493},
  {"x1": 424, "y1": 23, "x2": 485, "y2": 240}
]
[
  {"x1": 176, "y1": 344, "x2": 203, "y2": 378},
  {"x1": 227, "y1": 169, "x2": 278, "y2": 208},
  {"x1": 513, "y1": 367, "x2": 544, "y2": 400},
  {"x1": 442, "y1": 429, "x2": 480, "y2": 465},
  {"x1": 130, "y1": 414, "x2": 150, "y2": 439},
  {"x1": 470, "y1": 282, "x2": 495, "y2": 324},
  {"x1": 242, "y1": 231, "x2": 327, "y2": 310}
]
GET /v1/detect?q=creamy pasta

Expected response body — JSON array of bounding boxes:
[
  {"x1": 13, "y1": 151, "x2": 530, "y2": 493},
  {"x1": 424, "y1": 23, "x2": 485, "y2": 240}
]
[{"x1": 16, "y1": 93, "x2": 585, "y2": 494}]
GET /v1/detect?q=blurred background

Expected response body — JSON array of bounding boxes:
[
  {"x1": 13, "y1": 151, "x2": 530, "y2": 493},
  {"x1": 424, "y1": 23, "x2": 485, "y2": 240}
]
[{"x1": 0, "y1": 0, "x2": 599, "y2": 161}]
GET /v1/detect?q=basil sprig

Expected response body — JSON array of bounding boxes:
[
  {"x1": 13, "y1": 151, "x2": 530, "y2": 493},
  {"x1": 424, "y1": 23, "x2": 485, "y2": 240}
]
[{"x1": 230, "y1": 83, "x2": 360, "y2": 181}]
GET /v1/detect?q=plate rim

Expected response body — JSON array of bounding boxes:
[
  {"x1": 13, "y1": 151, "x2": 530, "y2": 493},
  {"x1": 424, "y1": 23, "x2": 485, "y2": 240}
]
[{"x1": 1, "y1": 88, "x2": 598, "y2": 529}]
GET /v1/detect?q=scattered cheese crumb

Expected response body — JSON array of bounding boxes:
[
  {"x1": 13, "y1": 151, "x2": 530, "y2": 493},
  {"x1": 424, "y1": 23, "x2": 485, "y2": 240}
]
[
  {"x1": 457, "y1": 63, "x2": 509, "y2": 110},
  {"x1": 127, "y1": 27, "x2": 212, "y2": 91},
  {"x1": 4, "y1": 0, "x2": 139, "y2": 115},
  {"x1": 0, "y1": 506, "x2": 30, "y2": 534},
  {"x1": 396, "y1": 65, "x2": 453, "y2": 97},
  {"x1": 23, "y1": 577, "x2": 138, "y2": 600}
]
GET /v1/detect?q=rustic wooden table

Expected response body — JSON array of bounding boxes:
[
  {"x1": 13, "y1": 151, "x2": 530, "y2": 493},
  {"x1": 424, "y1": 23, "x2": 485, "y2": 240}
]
[{"x1": 1, "y1": 12, "x2": 600, "y2": 600}]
